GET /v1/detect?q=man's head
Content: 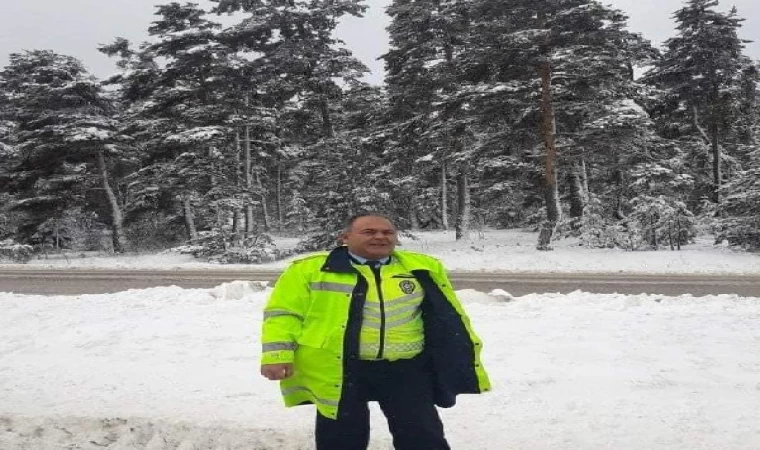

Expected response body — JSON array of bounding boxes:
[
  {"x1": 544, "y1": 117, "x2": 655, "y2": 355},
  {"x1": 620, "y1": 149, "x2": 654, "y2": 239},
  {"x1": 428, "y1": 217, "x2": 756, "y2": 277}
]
[{"x1": 340, "y1": 213, "x2": 398, "y2": 260}]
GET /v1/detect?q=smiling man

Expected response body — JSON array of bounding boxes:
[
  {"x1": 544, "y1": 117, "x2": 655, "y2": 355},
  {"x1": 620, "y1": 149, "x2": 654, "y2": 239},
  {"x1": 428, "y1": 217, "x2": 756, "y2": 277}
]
[{"x1": 260, "y1": 213, "x2": 490, "y2": 450}]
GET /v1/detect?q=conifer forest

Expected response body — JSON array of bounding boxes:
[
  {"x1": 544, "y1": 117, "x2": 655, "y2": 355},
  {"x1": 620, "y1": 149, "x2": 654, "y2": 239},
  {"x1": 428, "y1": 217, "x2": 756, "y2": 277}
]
[{"x1": 1, "y1": 0, "x2": 759, "y2": 263}]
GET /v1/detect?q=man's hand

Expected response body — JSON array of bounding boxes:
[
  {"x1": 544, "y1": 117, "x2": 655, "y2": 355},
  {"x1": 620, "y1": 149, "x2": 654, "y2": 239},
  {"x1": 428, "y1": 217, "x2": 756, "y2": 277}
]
[{"x1": 261, "y1": 363, "x2": 294, "y2": 381}]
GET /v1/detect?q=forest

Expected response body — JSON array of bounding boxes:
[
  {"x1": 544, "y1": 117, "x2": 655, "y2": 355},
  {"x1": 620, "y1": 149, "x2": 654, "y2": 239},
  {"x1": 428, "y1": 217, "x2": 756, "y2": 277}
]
[{"x1": 1, "y1": 0, "x2": 758, "y2": 263}]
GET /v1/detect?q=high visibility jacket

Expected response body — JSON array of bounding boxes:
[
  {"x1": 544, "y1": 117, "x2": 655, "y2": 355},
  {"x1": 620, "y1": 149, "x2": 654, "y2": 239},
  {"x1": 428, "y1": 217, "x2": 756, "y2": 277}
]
[
  {"x1": 261, "y1": 246, "x2": 491, "y2": 419},
  {"x1": 355, "y1": 258, "x2": 425, "y2": 361}
]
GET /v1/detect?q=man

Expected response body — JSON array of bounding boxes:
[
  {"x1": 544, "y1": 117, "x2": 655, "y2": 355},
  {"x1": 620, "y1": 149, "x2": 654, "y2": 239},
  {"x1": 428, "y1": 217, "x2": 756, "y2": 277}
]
[{"x1": 260, "y1": 213, "x2": 490, "y2": 450}]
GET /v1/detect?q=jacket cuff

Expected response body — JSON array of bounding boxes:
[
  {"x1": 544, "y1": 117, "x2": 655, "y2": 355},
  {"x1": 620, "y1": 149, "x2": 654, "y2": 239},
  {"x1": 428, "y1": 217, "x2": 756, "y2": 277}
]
[{"x1": 261, "y1": 349, "x2": 295, "y2": 365}]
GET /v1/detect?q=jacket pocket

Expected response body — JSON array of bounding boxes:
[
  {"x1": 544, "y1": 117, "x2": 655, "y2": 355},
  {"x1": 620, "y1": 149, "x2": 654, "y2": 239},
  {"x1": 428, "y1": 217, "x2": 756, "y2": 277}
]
[{"x1": 296, "y1": 328, "x2": 328, "y2": 348}]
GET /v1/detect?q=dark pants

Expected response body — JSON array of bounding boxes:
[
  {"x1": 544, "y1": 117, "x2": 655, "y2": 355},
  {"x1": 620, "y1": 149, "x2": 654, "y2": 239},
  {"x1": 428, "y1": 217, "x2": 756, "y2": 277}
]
[{"x1": 315, "y1": 354, "x2": 450, "y2": 450}]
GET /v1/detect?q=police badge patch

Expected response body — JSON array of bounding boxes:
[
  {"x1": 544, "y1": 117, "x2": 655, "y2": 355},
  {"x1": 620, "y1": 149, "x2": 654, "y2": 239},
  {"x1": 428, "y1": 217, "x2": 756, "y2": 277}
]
[{"x1": 399, "y1": 280, "x2": 416, "y2": 294}]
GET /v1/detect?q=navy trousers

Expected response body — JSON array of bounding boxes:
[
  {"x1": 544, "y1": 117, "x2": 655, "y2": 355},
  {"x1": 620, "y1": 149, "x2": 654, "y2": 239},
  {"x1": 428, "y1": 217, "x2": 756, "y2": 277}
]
[{"x1": 315, "y1": 354, "x2": 450, "y2": 450}]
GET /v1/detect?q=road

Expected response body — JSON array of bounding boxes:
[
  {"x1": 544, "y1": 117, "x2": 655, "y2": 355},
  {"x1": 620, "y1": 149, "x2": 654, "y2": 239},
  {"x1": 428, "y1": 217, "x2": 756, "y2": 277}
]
[{"x1": 1, "y1": 269, "x2": 759, "y2": 296}]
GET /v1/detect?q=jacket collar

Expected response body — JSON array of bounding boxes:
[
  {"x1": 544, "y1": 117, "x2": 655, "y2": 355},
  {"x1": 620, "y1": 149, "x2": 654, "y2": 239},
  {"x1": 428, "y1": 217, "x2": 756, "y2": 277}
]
[
  {"x1": 320, "y1": 246, "x2": 432, "y2": 273},
  {"x1": 321, "y1": 246, "x2": 356, "y2": 273}
]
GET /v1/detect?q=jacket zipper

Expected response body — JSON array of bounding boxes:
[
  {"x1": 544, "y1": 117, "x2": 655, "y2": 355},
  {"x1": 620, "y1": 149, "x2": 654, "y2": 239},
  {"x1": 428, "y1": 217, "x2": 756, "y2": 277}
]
[{"x1": 369, "y1": 264, "x2": 386, "y2": 359}]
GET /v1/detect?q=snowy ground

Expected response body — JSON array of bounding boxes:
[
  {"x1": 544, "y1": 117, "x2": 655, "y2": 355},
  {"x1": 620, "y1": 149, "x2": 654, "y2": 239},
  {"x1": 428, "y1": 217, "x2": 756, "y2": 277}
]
[
  {"x1": 4, "y1": 230, "x2": 760, "y2": 275},
  {"x1": 1, "y1": 281, "x2": 759, "y2": 449}
]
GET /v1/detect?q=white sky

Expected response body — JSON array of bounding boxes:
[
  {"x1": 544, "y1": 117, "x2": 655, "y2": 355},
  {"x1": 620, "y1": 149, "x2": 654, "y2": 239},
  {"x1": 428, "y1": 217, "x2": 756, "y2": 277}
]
[{"x1": 0, "y1": 0, "x2": 758, "y2": 85}]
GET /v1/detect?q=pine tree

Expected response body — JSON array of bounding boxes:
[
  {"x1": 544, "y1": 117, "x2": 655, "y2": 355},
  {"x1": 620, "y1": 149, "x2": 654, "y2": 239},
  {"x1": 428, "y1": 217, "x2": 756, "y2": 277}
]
[
  {"x1": 718, "y1": 146, "x2": 760, "y2": 249},
  {"x1": 211, "y1": 0, "x2": 372, "y2": 245},
  {"x1": 463, "y1": 0, "x2": 656, "y2": 249},
  {"x1": 103, "y1": 4, "x2": 239, "y2": 242},
  {"x1": 382, "y1": 0, "x2": 474, "y2": 239},
  {"x1": 643, "y1": 0, "x2": 748, "y2": 206},
  {"x1": 0, "y1": 50, "x2": 128, "y2": 252}
]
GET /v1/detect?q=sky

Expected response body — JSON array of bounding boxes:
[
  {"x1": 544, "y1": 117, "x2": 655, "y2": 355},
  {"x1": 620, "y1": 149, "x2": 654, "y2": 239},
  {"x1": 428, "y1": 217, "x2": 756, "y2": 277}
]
[{"x1": 0, "y1": 0, "x2": 758, "y2": 85}]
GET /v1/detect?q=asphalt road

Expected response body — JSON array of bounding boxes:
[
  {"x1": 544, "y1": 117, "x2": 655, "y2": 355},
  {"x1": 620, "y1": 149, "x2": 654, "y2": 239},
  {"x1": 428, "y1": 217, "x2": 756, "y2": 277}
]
[{"x1": 1, "y1": 269, "x2": 759, "y2": 297}]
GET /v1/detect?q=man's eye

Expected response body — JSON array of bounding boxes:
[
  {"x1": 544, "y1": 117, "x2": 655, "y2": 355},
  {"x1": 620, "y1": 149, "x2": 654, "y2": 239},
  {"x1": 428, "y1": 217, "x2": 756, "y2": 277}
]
[{"x1": 359, "y1": 230, "x2": 395, "y2": 236}]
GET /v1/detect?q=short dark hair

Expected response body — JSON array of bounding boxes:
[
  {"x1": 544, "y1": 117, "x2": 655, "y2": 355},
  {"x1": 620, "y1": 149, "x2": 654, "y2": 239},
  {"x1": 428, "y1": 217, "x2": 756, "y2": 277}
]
[{"x1": 344, "y1": 212, "x2": 395, "y2": 232}]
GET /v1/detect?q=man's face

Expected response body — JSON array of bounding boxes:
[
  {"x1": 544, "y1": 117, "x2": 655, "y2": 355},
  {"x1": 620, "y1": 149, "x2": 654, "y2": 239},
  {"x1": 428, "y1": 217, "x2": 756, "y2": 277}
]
[{"x1": 341, "y1": 215, "x2": 398, "y2": 260}]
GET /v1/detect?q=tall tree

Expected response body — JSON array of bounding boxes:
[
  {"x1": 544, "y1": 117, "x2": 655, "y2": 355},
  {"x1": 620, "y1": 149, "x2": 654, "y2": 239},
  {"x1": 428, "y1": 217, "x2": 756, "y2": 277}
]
[
  {"x1": 643, "y1": 0, "x2": 748, "y2": 206},
  {"x1": 211, "y1": 0, "x2": 371, "y2": 244},
  {"x1": 382, "y1": 0, "x2": 474, "y2": 239},
  {"x1": 464, "y1": 0, "x2": 656, "y2": 249},
  {"x1": 0, "y1": 50, "x2": 128, "y2": 251},
  {"x1": 103, "y1": 3, "x2": 237, "y2": 241}
]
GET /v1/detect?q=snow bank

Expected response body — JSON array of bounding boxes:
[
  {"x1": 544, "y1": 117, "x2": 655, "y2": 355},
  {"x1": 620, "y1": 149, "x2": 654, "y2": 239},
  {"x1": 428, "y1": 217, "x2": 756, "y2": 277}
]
[{"x1": 1, "y1": 283, "x2": 759, "y2": 449}]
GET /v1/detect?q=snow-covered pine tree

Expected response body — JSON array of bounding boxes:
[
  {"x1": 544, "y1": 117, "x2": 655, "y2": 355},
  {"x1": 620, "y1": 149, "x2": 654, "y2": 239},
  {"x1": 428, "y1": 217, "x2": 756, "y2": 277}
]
[
  {"x1": 718, "y1": 61, "x2": 760, "y2": 249},
  {"x1": 211, "y1": 0, "x2": 374, "y2": 246},
  {"x1": 626, "y1": 155, "x2": 697, "y2": 250},
  {"x1": 383, "y1": 0, "x2": 451, "y2": 232},
  {"x1": 463, "y1": 0, "x2": 657, "y2": 250},
  {"x1": 642, "y1": 0, "x2": 749, "y2": 207},
  {"x1": 0, "y1": 50, "x2": 128, "y2": 252},
  {"x1": 102, "y1": 3, "x2": 238, "y2": 243},
  {"x1": 382, "y1": 0, "x2": 475, "y2": 240},
  {"x1": 718, "y1": 146, "x2": 760, "y2": 249},
  {"x1": 146, "y1": 3, "x2": 235, "y2": 240},
  {"x1": 99, "y1": 38, "x2": 190, "y2": 247},
  {"x1": 0, "y1": 103, "x2": 18, "y2": 239},
  {"x1": 296, "y1": 85, "x2": 391, "y2": 250}
]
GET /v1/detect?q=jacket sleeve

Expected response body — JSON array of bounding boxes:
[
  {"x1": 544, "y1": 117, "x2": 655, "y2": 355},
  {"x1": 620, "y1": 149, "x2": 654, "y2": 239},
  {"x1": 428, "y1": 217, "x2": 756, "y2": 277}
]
[{"x1": 260, "y1": 262, "x2": 310, "y2": 365}]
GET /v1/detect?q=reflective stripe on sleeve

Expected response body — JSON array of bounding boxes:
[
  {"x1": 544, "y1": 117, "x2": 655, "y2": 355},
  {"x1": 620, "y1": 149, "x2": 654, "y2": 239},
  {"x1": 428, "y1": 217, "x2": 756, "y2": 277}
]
[
  {"x1": 263, "y1": 310, "x2": 304, "y2": 320},
  {"x1": 281, "y1": 386, "x2": 340, "y2": 407},
  {"x1": 309, "y1": 282, "x2": 355, "y2": 294},
  {"x1": 262, "y1": 342, "x2": 297, "y2": 352}
]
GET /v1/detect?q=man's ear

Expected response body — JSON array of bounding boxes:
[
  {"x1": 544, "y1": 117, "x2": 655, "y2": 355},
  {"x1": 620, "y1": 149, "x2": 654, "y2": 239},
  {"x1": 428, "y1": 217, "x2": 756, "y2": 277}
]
[{"x1": 338, "y1": 231, "x2": 348, "y2": 245}]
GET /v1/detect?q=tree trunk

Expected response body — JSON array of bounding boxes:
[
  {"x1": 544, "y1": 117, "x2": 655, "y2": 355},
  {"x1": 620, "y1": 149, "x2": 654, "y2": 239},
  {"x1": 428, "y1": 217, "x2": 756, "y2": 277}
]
[
  {"x1": 245, "y1": 122, "x2": 254, "y2": 236},
  {"x1": 409, "y1": 200, "x2": 420, "y2": 231},
  {"x1": 613, "y1": 168, "x2": 626, "y2": 220},
  {"x1": 208, "y1": 145, "x2": 216, "y2": 188},
  {"x1": 568, "y1": 162, "x2": 586, "y2": 219},
  {"x1": 613, "y1": 151, "x2": 626, "y2": 220},
  {"x1": 581, "y1": 159, "x2": 589, "y2": 200},
  {"x1": 276, "y1": 159, "x2": 283, "y2": 231},
  {"x1": 536, "y1": 57, "x2": 561, "y2": 251},
  {"x1": 707, "y1": 82, "x2": 722, "y2": 205},
  {"x1": 455, "y1": 164, "x2": 470, "y2": 241},
  {"x1": 320, "y1": 98, "x2": 334, "y2": 139},
  {"x1": 97, "y1": 149, "x2": 126, "y2": 253},
  {"x1": 183, "y1": 194, "x2": 198, "y2": 241},
  {"x1": 255, "y1": 169, "x2": 270, "y2": 231},
  {"x1": 710, "y1": 119, "x2": 721, "y2": 205},
  {"x1": 233, "y1": 130, "x2": 243, "y2": 237},
  {"x1": 441, "y1": 160, "x2": 449, "y2": 230}
]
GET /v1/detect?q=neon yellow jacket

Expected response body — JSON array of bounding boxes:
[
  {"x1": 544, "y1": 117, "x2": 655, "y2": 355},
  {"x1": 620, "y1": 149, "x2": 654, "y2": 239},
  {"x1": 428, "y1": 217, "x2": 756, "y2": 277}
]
[{"x1": 261, "y1": 246, "x2": 491, "y2": 419}]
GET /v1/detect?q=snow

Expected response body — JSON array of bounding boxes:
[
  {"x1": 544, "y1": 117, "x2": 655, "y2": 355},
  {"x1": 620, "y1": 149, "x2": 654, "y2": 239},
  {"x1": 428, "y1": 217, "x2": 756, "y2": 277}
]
[
  {"x1": 165, "y1": 126, "x2": 225, "y2": 144},
  {"x1": 7, "y1": 230, "x2": 759, "y2": 275},
  {"x1": 1, "y1": 282, "x2": 758, "y2": 449},
  {"x1": 67, "y1": 127, "x2": 112, "y2": 142}
]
